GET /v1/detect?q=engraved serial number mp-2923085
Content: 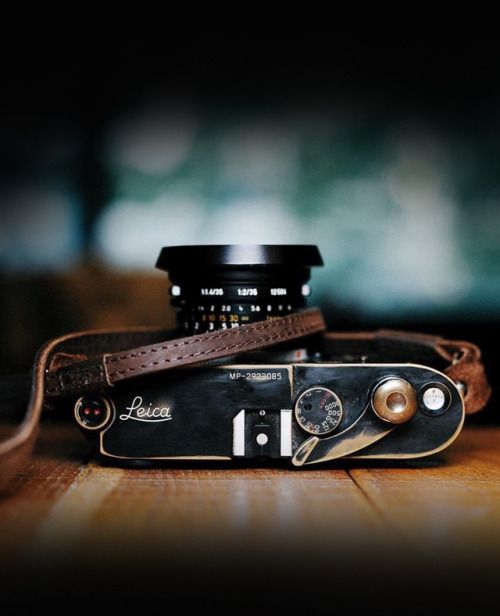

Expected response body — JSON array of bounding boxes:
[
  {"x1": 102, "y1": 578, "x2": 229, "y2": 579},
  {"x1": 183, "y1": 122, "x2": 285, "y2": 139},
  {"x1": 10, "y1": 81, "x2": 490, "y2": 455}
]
[{"x1": 73, "y1": 362, "x2": 464, "y2": 466}]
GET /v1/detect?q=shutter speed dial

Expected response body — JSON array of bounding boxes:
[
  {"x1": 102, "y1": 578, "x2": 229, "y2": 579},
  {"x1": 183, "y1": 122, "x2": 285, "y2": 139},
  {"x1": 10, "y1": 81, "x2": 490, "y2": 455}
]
[{"x1": 295, "y1": 386, "x2": 343, "y2": 436}]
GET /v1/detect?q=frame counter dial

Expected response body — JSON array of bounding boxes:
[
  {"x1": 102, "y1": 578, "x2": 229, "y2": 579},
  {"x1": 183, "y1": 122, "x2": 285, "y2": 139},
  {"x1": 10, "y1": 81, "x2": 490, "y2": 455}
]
[{"x1": 294, "y1": 386, "x2": 343, "y2": 436}]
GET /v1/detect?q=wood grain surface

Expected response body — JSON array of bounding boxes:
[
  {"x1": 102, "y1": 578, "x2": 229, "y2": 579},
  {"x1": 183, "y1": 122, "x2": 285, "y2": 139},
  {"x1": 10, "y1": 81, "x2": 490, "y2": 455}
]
[{"x1": 1, "y1": 423, "x2": 500, "y2": 613}]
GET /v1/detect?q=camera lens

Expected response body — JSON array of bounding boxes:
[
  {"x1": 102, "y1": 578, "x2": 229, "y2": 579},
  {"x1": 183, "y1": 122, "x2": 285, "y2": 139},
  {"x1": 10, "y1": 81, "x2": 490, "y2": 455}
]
[{"x1": 156, "y1": 245, "x2": 323, "y2": 334}]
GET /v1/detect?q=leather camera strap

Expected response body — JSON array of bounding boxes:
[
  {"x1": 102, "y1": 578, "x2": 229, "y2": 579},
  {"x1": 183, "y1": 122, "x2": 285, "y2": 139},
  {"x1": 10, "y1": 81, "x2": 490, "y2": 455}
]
[
  {"x1": 0, "y1": 308, "x2": 491, "y2": 489},
  {"x1": 44, "y1": 309, "x2": 326, "y2": 397}
]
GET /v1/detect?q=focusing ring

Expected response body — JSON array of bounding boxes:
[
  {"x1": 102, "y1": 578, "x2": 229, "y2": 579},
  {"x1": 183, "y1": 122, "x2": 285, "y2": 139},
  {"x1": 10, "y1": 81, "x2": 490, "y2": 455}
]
[{"x1": 156, "y1": 245, "x2": 323, "y2": 334}]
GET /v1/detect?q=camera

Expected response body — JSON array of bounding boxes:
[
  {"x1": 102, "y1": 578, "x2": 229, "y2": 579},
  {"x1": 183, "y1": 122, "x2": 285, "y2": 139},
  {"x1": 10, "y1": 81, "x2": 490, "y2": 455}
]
[{"x1": 73, "y1": 245, "x2": 465, "y2": 466}]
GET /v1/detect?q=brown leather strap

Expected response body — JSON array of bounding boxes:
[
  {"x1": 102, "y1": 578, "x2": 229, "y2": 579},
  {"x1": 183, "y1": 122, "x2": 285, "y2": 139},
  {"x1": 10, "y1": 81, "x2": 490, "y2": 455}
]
[
  {"x1": 44, "y1": 309, "x2": 326, "y2": 398},
  {"x1": 0, "y1": 331, "x2": 85, "y2": 490},
  {"x1": 440, "y1": 339, "x2": 491, "y2": 415},
  {"x1": 43, "y1": 317, "x2": 490, "y2": 414}
]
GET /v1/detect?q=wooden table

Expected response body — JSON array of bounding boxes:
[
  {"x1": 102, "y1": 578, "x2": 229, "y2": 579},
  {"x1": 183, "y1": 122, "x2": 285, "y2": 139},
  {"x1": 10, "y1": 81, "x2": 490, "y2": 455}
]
[{"x1": 1, "y1": 422, "x2": 499, "y2": 613}]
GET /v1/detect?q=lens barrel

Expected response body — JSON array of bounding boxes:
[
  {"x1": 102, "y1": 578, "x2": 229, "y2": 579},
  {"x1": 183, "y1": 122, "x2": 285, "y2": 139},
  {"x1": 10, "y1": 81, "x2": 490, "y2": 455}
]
[{"x1": 156, "y1": 245, "x2": 323, "y2": 334}]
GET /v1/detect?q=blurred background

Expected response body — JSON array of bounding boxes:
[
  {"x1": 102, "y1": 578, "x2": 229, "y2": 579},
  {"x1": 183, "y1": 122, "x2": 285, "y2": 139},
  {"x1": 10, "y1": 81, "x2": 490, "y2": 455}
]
[{"x1": 0, "y1": 34, "x2": 498, "y2": 413}]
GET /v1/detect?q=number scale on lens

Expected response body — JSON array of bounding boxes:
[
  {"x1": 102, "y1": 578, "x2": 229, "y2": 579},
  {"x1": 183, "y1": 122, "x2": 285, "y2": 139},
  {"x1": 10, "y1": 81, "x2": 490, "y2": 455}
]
[{"x1": 156, "y1": 245, "x2": 323, "y2": 334}]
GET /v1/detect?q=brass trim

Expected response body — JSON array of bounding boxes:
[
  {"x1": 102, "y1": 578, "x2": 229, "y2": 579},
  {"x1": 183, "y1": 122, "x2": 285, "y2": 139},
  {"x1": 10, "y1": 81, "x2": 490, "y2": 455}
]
[
  {"x1": 292, "y1": 405, "x2": 395, "y2": 466},
  {"x1": 348, "y1": 403, "x2": 465, "y2": 460},
  {"x1": 371, "y1": 378, "x2": 417, "y2": 424},
  {"x1": 98, "y1": 434, "x2": 232, "y2": 461},
  {"x1": 292, "y1": 436, "x2": 319, "y2": 466}
]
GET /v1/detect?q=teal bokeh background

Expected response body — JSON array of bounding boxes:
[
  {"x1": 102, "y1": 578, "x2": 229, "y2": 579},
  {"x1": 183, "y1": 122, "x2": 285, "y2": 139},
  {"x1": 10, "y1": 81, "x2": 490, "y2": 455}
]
[
  {"x1": 1, "y1": 38, "x2": 500, "y2": 324},
  {"x1": 2, "y1": 100, "x2": 499, "y2": 320}
]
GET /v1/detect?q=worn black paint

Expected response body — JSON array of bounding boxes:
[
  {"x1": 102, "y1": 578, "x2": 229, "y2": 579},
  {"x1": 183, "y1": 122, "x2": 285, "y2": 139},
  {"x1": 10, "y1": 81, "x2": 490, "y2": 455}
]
[{"x1": 77, "y1": 363, "x2": 463, "y2": 464}]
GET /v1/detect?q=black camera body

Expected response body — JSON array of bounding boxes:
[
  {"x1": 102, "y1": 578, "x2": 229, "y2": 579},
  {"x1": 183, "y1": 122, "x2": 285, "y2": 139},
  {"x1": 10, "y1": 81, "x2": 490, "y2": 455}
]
[
  {"x1": 73, "y1": 245, "x2": 465, "y2": 465},
  {"x1": 74, "y1": 362, "x2": 463, "y2": 465}
]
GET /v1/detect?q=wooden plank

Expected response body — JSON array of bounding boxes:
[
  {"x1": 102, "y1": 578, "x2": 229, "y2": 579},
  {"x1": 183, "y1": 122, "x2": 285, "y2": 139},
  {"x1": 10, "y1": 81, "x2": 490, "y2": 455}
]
[
  {"x1": 0, "y1": 424, "x2": 87, "y2": 559},
  {"x1": 4, "y1": 424, "x2": 500, "y2": 578},
  {"x1": 0, "y1": 423, "x2": 388, "y2": 566},
  {"x1": 349, "y1": 426, "x2": 500, "y2": 564},
  {"x1": 2, "y1": 424, "x2": 500, "y2": 611}
]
